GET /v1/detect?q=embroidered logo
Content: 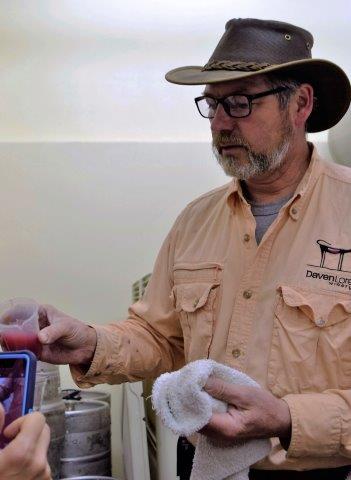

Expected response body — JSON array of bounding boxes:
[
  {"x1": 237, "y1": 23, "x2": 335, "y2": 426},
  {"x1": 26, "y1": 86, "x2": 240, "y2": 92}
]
[
  {"x1": 316, "y1": 239, "x2": 351, "y2": 272},
  {"x1": 306, "y1": 239, "x2": 351, "y2": 290}
]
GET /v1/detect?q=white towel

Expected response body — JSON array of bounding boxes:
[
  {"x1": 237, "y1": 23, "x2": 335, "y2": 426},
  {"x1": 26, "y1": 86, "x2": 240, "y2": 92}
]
[{"x1": 152, "y1": 359, "x2": 271, "y2": 480}]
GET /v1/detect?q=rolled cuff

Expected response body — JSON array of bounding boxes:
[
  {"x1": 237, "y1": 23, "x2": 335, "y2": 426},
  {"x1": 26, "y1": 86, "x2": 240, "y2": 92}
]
[
  {"x1": 283, "y1": 392, "x2": 344, "y2": 457},
  {"x1": 70, "y1": 325, "x2": 118, "y2": 388}
]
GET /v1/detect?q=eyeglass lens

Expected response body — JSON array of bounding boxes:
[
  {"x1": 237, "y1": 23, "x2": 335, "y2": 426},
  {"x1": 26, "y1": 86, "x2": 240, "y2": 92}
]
[{"x1": 198, "y1": 95, "x2": 251, "y2": 118}]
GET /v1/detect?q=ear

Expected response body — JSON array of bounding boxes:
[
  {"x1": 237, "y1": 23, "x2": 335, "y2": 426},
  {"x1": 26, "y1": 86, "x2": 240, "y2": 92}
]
[{"x1": 291, "y1": 84, "x2": 314, "y2": 129}]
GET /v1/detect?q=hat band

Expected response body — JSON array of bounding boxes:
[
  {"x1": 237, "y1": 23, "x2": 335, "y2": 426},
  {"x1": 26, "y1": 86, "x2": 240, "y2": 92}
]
[{"x1": 202, "y1": 60, "x2": 273, "y2": 72}]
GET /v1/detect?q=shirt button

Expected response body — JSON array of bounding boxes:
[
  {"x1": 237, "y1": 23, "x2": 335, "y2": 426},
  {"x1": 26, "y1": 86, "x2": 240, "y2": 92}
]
[
  {"x1": 232, "y1": 348, "x2": 241, "y2": 358},
  {"x1": 193, "y1": 298, "x2": 199, "y2": 307},
  {"x1": 291, "y1": 207, "x2": 298, "y2": 216},
  {"x1": 243, "y1": 290, "x2": 253, "y2": 299},
  {"x1": 243, "y1": 234, "x2": 250, "y2": 243},
  {"x1": 316, "y1": 318, "x2": 325, "y2": 327}
]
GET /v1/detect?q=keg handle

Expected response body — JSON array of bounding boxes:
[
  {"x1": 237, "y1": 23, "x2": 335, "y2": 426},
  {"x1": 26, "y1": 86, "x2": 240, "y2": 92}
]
[{"x1": 62, "y1": 389, "x2": 82, "y2": 401}]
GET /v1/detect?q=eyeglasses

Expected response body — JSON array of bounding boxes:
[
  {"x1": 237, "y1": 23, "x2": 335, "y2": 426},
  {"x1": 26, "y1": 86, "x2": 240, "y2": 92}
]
[{"x1": 194, "y1": 86, "x2": 288, "y2": 119}]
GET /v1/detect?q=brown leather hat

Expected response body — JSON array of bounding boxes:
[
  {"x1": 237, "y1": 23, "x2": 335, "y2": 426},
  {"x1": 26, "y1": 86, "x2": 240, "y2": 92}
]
[{"x1": 166, "y1": 18, "x2": 351, "y2": 132}]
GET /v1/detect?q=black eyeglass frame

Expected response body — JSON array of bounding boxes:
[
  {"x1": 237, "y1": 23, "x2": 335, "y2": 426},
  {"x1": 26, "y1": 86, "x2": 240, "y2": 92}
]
[{"x1": 194, "y1": 86, "x2": 289, "y2": 119}]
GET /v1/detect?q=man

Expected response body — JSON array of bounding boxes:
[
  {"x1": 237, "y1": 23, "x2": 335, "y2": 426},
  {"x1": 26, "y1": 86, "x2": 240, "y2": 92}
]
[
  {"x1": 0, "y1": 404, "x2": 51, "y2": 480},
  {"x1": 38, "y1": 18, "x2": 351, "y2": 479}
]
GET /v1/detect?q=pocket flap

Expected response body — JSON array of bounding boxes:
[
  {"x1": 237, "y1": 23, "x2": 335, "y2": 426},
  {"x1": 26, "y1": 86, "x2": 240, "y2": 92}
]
[
  {"x1": 328, "y1": 298, "x2": 351, "y2": 325},
  {"x1": 279, "y1": 285, "x2": 351, "y2": 325},
  {"x1": 280, "y1": 286, "x2": 315, "y2": 320},
  {"x1": 173, "y1": 282, "x2": 219, "y2": 312}
]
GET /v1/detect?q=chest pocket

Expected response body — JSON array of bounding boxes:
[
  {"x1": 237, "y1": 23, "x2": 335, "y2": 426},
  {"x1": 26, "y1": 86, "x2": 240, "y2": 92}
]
[
  {"x1": 172, "y1": 262, "x2": 223, "y2": 362},
  {"x1": 267, "y1": 285, "x2": 351, "y2": 397}
]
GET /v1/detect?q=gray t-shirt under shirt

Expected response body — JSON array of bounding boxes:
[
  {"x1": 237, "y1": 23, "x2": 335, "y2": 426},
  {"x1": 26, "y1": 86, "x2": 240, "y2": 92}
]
[{"x1": 250, "y1": 195, "x2": 291, "y2": 244}]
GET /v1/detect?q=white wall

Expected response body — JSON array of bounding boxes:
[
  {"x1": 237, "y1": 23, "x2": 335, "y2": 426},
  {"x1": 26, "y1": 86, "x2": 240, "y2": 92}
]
[
  {"x1": 329, "y1": 108, "x2": 351, "y2": 166},
  {"x1": 0, "y1": 0, "x2": 349, "y2": 142}
]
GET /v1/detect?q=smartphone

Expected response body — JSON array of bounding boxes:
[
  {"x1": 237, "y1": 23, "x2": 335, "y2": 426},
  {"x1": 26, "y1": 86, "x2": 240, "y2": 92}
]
[{"x1": 0, "y1": 351, "x2": 37, "y2": 448}]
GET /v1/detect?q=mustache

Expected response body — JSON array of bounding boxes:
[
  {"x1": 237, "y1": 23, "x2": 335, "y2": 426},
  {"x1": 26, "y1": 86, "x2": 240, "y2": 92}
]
[{"x1": 212, "y1": 133, "x2": 250, "y2": 151}]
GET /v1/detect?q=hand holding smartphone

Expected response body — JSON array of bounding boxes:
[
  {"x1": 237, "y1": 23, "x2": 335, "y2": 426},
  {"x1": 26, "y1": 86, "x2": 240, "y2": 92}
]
[
  {"x1": 0, "y1": 410, "x2": 51, "y2": 479},
  {"x1": 0, "y1": 351, "x2": 37, "y2": 448}
]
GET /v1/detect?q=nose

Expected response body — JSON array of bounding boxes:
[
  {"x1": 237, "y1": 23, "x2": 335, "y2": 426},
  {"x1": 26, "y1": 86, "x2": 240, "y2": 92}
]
[{"x1": 210, "y1": 103, "x2": 236, "y2": 134}]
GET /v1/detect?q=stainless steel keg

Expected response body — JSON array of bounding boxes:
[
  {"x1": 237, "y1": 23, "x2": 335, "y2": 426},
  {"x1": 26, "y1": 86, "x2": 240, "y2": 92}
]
[
  {"x1": 62, "y1": 388, "x2": 111, "y2": 405},
  {"x1": 37, "y1": 361, "x2": 66, "y2": 480},
  {"x1": 60, "y1": 400, "x2": 111, "y2": 478},
  {"x1": 60, "y1": 477, "x2": 118, "y2": 479}
]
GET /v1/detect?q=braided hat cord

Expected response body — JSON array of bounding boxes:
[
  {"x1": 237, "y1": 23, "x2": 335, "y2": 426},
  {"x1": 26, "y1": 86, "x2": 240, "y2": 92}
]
[{"x1": 202, "y1": 60, "x2": 273, "y2": 72}]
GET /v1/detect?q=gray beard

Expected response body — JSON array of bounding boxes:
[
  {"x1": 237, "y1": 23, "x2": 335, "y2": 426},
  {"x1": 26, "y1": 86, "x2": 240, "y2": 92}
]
[{"x1": 213, "y1": 131, "x2": 292, "y2": 181}]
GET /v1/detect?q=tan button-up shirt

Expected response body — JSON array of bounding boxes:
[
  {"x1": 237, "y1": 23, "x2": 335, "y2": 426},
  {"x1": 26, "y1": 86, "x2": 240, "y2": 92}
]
[{"x1": 72, "y1": 146, "x2": 351, "y2": 470}]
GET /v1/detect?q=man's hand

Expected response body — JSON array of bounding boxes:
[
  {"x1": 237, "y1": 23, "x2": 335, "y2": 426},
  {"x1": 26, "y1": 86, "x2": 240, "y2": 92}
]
[
  {"x1": 201, "y1": 377, "x2": 291, "y2": 445},
  {"x1": 38, "y1": 305, "x2": 97, "y2": 365},
  {"x1": 0, "y1": 409, "x2": 51, "y2": 480}
]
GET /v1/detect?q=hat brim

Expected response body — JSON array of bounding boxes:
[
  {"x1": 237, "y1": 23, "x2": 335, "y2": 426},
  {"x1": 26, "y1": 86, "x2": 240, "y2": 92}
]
[{"x1": 166, "y1": 59, "x2": 351, "y2": 133}]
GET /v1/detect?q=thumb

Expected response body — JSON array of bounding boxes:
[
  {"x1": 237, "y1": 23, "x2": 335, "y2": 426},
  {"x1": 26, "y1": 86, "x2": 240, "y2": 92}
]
[
  {"x1": 205, "y1": 378, "x2": 258, "y2": 408},
  {"x1": 204, "y1": 377, "x2": 234, "y2": 402},
  {"x1": 204, "y1": 377, "x2": 253, "y2": 407},
  {"x1": 2, "y1": 415, "x2": 23, "y2": 440},
  {"x1": 4, "y1": 412, "x2": 46, "y2": 441},
  {"x1": 38, "y1": 322, "x2": 68, "y2": 345}
]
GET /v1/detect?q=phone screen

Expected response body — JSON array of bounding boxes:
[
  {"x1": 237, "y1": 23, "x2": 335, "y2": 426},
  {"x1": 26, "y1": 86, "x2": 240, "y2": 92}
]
[{"x1": 0, "y1": 358, "x2": 27, "y2": 448}]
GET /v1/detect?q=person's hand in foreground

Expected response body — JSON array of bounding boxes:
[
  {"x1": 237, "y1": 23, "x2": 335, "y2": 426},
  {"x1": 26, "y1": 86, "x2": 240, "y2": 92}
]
[
  {"x1": 38, "y1": 305, "x2": 97, "y2": 366},
  {"x1": 0, "y1": 405, "x2": 51, "y2": 480},
  {"x1": 201, "y1": 377, "x2": 291, "y2": 446}
]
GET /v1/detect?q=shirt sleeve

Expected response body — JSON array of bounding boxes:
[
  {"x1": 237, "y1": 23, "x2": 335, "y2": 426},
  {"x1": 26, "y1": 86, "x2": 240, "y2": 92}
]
[
  {"x1": 283, "y1": 389, "x2": 351, "y2": 458},
  {"x1": 70, "y1": 220, "x2": 185, "y2": 388}
]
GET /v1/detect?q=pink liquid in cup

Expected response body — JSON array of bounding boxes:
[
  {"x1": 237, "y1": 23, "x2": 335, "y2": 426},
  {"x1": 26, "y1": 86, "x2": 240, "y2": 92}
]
[
  {"x1": 0, "y1": 299, "x2": 41, "y2": 358},
  {"x1": 0, "y1": 330, "x2": 42, "y2": 357}
]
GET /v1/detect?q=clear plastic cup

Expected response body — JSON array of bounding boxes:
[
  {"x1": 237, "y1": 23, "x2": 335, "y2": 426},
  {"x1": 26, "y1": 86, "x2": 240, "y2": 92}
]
[
  {"x1": 33, "y1": 375, "x2": 47, "y2": 411},
  {"x1": 0, "y1": 298, "x2": 42, "y2": 357}
]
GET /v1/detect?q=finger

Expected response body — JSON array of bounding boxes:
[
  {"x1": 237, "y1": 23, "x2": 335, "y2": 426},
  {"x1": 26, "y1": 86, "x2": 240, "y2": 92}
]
[
  {"x1": 36, "y1": 463, "x2": 52, "y2": 480},
  {"x1": 32, "y1": 423, "x2": 51, "y2": 469},
  {"x1": 26, "y1": 425, "x2": 51, "y2": 480},
  {"x1": 204, "y1": 377, "x2": 256, "y2": 406},
  {"x1": 38, "y1": 344, "x2": 62, "y2": 365},
  {"x1": 3, "y1": 416, "x2": 49, "y2": 479},
  {"x1": 3, "y1": 412, "x2": 46, "y2": 442},
  {"x1": 205, "y1": 411, "x2": 234, "y2": 432},
  {"x1": 39, "y1": 303, "x2": 66, "y2": 321},
  {"x1": 38, "y1": 305, "x2": 50, "y2": 330},
  {"x1": 35, "y1": 423, "x2": 51, "y2": 454},
  {"x1": 200, "y1": 411, "x2": 240, "y2": 442},
  {"x1": 38, "y1": 321, "x2": 69, "y2": 345},
  {"x1": 33, "y1": 464, "x2": 52, "y2": 480},
  {"x1": 3, "y1": 415, "x2": 24, "y2": 440}
]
